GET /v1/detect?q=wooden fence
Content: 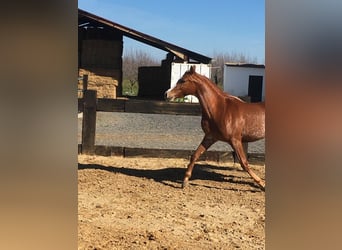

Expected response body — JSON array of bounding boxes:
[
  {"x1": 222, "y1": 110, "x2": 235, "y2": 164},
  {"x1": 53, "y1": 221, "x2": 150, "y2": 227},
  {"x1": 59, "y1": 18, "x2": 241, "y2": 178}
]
[{"x1": 78, "y1": 76, "x2": 263, "y2": 162}]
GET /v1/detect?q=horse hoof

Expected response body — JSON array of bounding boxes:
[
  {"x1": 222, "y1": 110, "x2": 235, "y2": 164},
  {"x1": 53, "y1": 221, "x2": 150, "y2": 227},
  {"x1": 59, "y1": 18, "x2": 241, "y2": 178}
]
[
  {"x1": 259, "y1": 182, "x2": 265, "y2": 191},
  {"x1": 182, "y1": 180, "x2": 189, "y2": 189}
]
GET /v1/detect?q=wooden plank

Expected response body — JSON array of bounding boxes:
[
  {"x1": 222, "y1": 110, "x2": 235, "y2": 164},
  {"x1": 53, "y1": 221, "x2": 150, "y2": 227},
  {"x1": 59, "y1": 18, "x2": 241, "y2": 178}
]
[
  {"x1": 81, "y1": 90, "x2": 97, "y2": 155},
  {"x1": 83, "y1": 74, "x2": 88, "y2": 91},
  {"x1": 78, "y1": 98, "x2": 83, "y2": 112},
  {"x1": 109, "y1": 146, "x2": 125, "y2": 156},
  {"x1": 79, "y1": 97, "x2": 203, "y2": 115},
  {"x1": 94, "y1": 145, "x2": 112, "y2": 156},
  {"x1": 94, "y1": 145, "x2": 124, "y2": 156},
  {"x1": 80, "y1": 97, "x2": 250, "y2": 115},
  {"x1": 97, "y1": 98, "x2": 125, "y2": 112},
  {"x1": 216, "y1": 151, "x2": 234, "y2": 163},
  {"x1": 123, "y1": 147, "x2": 233, "y2": 162},
  {"x1": 159, "y1": 101, "x2": 201, "y2": 115},
  {"x1": 77, "y1": 145, "x2": 264, "y2": 164},
  {"x1": 125, "y1": 99, "x2": 201, "y2": 115},
  {"x1": 88, "y1": 98, "x2": 202, "y2": 115},
  {"x1": 124, "y1": 147, "x2": 193, "y2": 159},
  {"x1": 248, "y1": 153, "x2": 265, "y2": 164}
]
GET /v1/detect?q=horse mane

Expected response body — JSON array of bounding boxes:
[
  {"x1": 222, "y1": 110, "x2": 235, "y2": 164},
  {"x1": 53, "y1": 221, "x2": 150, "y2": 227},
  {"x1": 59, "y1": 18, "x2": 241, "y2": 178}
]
[
  {"x1": 227, "y1": 95, "x2": 246, "y2": 103},
  {"x1": 192, "y1": 71, "x2": 246, "y2": 103}
]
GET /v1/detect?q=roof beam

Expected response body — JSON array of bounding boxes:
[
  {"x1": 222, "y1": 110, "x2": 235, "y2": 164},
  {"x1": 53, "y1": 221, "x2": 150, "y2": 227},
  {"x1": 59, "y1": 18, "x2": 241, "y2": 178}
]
[
  {"x1": 78, "y1": 9, "x2": 212, "y2": 64},
  {"x1": 165, "y1": 47, "x2": 188, "y2": 61}
]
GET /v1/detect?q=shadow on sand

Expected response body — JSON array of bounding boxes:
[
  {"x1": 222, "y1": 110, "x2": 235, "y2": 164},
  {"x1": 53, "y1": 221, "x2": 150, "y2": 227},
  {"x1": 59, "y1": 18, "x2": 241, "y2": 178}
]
[{"x1": 78, "y1": 162, "x2": 263, "y2": 192}]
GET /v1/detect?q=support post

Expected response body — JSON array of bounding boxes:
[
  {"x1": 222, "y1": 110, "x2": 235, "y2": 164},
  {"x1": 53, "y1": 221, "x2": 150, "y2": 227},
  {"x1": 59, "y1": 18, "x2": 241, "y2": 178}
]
[
  {"x1": 82, "y1": 89, "x2": 97, "y2": 155},
  {"x1": 82, "y1": 74, "x2": 88, "y2": 92}
]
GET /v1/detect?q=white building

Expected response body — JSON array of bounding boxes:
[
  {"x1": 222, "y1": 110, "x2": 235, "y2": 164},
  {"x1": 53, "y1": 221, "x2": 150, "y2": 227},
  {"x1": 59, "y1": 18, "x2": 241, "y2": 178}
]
[{"x1": 223, "y1": 63, "x2": 265, "y2": 102}]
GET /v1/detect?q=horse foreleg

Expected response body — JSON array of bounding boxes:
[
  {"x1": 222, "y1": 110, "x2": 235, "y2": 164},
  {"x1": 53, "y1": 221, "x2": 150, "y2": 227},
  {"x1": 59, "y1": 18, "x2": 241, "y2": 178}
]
[
  {"x1": 231, "y1": 139, "x2": 265, "y2": 190},
  {"x1": 183, "y1": 135, "x2": 216, "y2": 188}
]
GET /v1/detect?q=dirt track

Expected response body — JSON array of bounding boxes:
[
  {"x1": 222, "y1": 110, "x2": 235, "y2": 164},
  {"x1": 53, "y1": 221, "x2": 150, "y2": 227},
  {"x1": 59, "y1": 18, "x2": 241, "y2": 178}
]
[{"x1": 78, "y1": 155, "x2": 265, "y2": 249}]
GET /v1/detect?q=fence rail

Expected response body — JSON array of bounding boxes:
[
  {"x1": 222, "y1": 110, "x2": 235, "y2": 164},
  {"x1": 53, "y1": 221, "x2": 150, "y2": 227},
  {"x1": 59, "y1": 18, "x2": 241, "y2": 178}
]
[
  {"x1": 79, "y1": 88, "x2": 253, "y2": 161},
  {"x1": 79, "y1": 89, "x2": 202, "y2": 155},
  {"x1": 77, "y1": 144, "x2": 265, "y2": 163},
  {"x1": 78, "y1": 97, "x2": 201, "y2": 115}
]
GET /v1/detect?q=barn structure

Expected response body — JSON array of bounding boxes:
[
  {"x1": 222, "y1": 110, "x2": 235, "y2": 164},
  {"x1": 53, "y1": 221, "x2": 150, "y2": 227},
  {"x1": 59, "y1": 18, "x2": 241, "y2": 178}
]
[
  {"x1": 78, "y1": 9, "x2": 212, "y2": 100},
  {"x1": 223, "y1": 63, "x2": 265, "y2": 102}
]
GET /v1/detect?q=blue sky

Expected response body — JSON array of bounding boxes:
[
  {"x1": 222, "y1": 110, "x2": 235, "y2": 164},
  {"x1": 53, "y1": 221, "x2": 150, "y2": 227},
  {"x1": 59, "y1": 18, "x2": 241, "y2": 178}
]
[{"x1": 78, "y1": 0, "x2": 265, "y2": 63}]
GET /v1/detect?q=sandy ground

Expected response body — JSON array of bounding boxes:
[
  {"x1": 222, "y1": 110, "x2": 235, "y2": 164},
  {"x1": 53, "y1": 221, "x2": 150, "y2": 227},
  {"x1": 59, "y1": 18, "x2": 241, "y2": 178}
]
[{"x1": 78, "y1": 155, "x2": 265, "y2": 249}]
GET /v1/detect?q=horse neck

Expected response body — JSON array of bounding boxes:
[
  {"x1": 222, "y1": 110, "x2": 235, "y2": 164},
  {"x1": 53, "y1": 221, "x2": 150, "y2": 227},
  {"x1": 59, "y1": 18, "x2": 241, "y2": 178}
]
[{"x1": 194, "y1": 77, "x2": 225, "y2": 120}]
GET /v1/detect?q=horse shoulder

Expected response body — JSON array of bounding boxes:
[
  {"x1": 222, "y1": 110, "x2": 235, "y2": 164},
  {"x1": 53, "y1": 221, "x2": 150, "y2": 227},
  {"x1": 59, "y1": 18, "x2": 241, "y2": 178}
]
[
  {"x1": 201, "y1": 117, "x2": 211, "y2": 134},
  {"x1": 223, "y1": 96, "x2": 242, "y2": 116}
]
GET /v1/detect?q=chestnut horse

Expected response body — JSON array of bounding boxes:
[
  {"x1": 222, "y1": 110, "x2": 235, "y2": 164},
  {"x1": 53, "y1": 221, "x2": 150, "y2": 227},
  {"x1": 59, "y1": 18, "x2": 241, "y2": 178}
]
[{"x1": 165, "y1": 66, "x2": 265, "y2": 190}]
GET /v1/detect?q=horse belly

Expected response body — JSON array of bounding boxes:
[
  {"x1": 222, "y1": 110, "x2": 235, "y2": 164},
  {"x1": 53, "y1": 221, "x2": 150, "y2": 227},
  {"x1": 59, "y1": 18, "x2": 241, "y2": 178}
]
[{"x1": 242, "y1": 115, "x2": 265, "y2": 142}]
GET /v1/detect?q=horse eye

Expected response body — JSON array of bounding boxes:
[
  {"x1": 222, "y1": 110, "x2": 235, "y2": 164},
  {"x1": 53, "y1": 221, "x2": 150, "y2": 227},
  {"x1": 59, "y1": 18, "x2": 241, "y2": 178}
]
[{"x1": 177, "y1": 79, "x2": 185, "y2": 84}]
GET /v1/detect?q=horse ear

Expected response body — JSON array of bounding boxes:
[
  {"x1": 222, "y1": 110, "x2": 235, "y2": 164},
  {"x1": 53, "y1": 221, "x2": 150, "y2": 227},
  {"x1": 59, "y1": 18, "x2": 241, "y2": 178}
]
[{"x1": 190, "y1": 65, "x2": 196, "y2": 74}]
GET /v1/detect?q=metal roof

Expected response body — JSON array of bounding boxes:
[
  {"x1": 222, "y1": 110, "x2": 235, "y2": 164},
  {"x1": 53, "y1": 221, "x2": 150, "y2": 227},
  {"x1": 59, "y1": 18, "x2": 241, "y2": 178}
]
[
  {"x1": 225, "y1": 62, "x2": 265, "y2": 68},
  {"x1": 79, "y1": 9, "x2": 212, "y2": 64}
]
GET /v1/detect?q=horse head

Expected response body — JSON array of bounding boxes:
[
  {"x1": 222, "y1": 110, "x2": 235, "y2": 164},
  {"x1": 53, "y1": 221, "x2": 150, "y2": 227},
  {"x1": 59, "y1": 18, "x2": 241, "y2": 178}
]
[{"x1": 165, "y1": 65, "x2": 197, "y2": 101}]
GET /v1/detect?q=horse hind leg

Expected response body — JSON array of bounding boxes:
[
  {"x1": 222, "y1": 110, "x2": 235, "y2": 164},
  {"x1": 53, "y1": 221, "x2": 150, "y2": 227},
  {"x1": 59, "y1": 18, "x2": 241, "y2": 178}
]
[
  {"x1": 232, "y1": 142, "x2": 248, "y2": 166},
  {"x1": 183, "y1": 135, "x2": 216, "y2": 188},
  {"x1": 231, "y1": 139, "x2": 265, "y2": 190}
]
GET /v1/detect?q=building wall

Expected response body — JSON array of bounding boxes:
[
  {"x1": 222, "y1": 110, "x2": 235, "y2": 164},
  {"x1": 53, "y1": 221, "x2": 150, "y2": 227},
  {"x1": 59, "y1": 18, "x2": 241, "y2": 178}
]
[
  {"x1": 81, "y1": 40, "x2": 122, "y2": 68},
  {"x1": 137, "y1": 53, "x2": 173, "y2": 99},
  {"x1": 223, "y1": 65, "x2": 265, "y2": 101},
  {"x1": 138, "y1": 66, "x2": 170, "y2": 99},
  {"x1": 78, "y1": 27, "x2": 123, "y2": 99}
]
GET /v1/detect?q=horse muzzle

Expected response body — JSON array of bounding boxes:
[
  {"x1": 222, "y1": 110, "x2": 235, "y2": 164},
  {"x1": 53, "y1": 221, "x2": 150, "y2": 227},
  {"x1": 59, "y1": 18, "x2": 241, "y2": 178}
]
[{"x1": 164, "y1": 90, "x2": 175, "y2": 101}]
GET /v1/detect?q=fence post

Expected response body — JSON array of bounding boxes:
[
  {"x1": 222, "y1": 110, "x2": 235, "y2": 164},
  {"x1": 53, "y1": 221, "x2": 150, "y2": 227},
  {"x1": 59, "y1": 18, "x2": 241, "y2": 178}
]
[
  {"x1": 83, "y1": 74, "x2": 88, "y2": 92},
  {"x1": 82, "y1": 89, "x2": 97, "y2": 155}
]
